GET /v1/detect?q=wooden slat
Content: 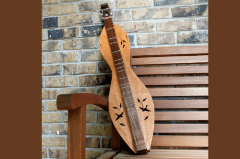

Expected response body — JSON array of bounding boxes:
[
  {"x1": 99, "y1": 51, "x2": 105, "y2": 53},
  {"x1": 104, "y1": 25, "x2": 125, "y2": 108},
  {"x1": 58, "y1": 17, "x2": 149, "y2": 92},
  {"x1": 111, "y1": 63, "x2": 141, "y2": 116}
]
[
  {"x1": 155, "y1": 111, "x2": 208, "y2": 121},
  {"x1": 148, "y1": 88, "x2": 208, "y2": 97},
  {"x1": 114, "y1": 149, "x2": 208, "y2": 159},
  {"x1": 151, "y1": 136, "x2": 208, "y2": 147},
  {"x1": 140, "y1": 76, "x2": 208, "y2": 86},
  {"x1": 131, "y1": 46, "x2": 208, "y2": 57},
  {"x1": 132, "y1": 55, "x2": 208, "y2": 66},
  {"x1": 154, "y1": 124, "x2": 208, "y2": 133},
  {"x1": 97, "y1": 150, "x2": 120, "y2": 159},
  {"x1": 132, "y1": 66, "x2": 208, "y2": 75},
  {"x1": 153, "y1": 99, "x2": 208, "y2": 109}
]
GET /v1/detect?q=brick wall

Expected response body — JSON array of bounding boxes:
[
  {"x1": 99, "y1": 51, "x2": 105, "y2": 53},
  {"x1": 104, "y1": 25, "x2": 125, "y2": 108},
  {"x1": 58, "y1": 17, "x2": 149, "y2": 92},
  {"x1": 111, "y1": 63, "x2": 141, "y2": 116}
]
[{"x1": 42, "y1": 0, "x2": 208, "y2": 158}]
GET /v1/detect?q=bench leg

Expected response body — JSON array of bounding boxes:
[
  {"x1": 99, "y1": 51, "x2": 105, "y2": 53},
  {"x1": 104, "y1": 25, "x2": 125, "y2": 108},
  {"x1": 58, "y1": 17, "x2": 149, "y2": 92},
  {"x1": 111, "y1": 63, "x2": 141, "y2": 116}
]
[{"x1": 67, "y1": 106, "x2": 86, "y2": 159}]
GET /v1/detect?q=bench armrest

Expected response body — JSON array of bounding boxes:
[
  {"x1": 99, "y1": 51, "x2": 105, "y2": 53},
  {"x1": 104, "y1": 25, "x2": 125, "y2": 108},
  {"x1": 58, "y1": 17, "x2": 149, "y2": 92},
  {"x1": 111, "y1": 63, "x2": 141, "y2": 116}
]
[
  {"x1": 57, "y1": 93, "x2": 108, "y2": 111},
  {"x1": 56, "y1": 93, "x2": 108, "y2": 159}
]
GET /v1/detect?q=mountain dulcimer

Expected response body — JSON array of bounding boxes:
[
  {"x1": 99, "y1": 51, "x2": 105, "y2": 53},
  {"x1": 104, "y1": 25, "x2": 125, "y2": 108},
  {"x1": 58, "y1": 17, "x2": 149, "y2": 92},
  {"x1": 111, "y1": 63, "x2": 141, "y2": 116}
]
[{"x1": 98, "y1": 3, "x2": 155, "y2": 154}]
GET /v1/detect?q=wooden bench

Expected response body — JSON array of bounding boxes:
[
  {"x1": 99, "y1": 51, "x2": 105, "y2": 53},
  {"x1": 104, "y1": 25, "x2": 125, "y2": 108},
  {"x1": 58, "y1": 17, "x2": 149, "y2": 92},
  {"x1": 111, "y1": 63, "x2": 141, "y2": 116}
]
[{"x1": 57, "y1": 46, "x2": 208, "y2": 159}]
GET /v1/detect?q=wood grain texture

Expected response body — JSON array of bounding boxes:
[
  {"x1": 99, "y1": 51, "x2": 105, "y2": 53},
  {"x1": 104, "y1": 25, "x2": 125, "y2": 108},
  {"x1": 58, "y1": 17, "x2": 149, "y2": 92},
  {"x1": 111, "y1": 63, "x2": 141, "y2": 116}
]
[
  {"x1": 99, "y1": 23, "x2": 155, "y2": 153},
  {"x1": 148, "y1": 88, "x2": 208, "y2": 97},
  {"x1": 140, "y1": 76, "x2": 208, "y2": 86},
  {"x1": 153, "y1": 99, "x2": 208, "y2": 109},
  {"x1": 132, "y1": 66, "x2": 208, "y2": 75},
  {"x1": 114, "y1": 149, "x2": 208, "y2": 159},
  {"x1": 97, "y1": 150, "x2": 120, "y2": 159},
  {"x1": 67, "y1": 106, "x2": 86, "y2": 159},
  {"x1": 155, "y1": 111, "x2": 208, "y2": 121},
  {"x1": 151, "y1": 136, "x2": 208, "y2": 147},
  {"x1": 57, "y1": 93, "x2": 108, "y2": 110},
  {"x1": 154, "y1": 124, "x2": 208, "y2": 133},
  {"x1": 132, "y1": 55, "x2": 208, "y2": 66},
  {"x1": 131, "y1": 46, "x2": 208, "y2": 57}
]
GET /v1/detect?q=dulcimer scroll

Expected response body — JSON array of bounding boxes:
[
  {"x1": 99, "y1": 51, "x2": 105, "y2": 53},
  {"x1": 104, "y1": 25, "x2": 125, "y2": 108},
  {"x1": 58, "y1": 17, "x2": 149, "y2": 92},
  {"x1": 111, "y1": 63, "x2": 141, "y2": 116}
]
[{"x1": 99, "y1": 3, "x2": 155, "y2": 154}]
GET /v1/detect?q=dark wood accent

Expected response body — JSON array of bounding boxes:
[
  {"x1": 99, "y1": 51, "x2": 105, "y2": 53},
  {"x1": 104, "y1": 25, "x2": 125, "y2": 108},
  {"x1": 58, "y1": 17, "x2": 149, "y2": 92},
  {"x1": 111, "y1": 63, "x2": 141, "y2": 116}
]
[
  {"x1": 56, "y1": 93, "x2": 109, "y2": 159},
  {"x1": 111, "y1": 123, "x2": 121, "y2": 150},
  {"x1": 57, "y1": 93, "x2": 108, "y2": 111},
  {"x1": 67, "y1": 106, "x2": 86, "y2": 159}
]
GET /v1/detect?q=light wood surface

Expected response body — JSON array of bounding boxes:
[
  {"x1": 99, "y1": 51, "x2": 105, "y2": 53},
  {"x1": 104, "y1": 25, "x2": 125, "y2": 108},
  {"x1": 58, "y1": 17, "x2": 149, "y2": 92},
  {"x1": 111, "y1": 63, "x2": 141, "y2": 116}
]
[
  {"x1": 154, "y1": 124, "x2": 208, "y2": 133},
  {"x1": 131, "y1": 46, "x2": 208, "y2": 57},
  {"x1": 132, "y1": 66, "x2": 208, "y2": 75},
  {"x1": 152, "y1": 136, "x2": 208, "y2": 147},
  {"x1": 132, "y1": 55, "x2": 208, "y2": 66},
  {"x1": 99, "y1": 23, "x2": 155, "y2": 153},
  {"x1": 153, "y1": 99, "x2": 208, "y2": 109},
  {"x1": 139, "y1": 76, "x2": 208, "y2": 86},
  {"x1": 148, "y1": 88, "x2": 208, "y2": 97},
  {"x1": 155, "y1": 111, "x2": 208, "y2": 121},
  {"x1": 114, "y1": 149, "x2": 208, "y2": 159}
]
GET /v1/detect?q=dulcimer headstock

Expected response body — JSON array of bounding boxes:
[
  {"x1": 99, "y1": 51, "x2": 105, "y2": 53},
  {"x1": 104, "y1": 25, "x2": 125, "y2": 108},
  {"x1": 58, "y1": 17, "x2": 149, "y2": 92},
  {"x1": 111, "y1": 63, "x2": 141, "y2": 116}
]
[{"x1": 100, "y1": 3, "x2": 112, "y2": 19}]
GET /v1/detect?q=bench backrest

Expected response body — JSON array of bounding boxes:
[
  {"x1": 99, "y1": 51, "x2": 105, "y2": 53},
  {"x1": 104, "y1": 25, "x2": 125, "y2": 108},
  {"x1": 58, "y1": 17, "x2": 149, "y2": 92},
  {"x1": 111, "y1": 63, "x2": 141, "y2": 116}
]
[{"x1": 130, "y1": 46, "x2": 208, "y2": 149}]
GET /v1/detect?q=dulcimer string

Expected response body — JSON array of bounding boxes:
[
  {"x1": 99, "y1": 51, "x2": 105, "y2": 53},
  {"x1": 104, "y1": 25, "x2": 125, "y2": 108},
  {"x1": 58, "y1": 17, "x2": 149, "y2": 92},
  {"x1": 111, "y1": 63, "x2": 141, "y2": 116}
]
[{"x1": 102, "y1": 14, "x2": 144, "y2": 147}]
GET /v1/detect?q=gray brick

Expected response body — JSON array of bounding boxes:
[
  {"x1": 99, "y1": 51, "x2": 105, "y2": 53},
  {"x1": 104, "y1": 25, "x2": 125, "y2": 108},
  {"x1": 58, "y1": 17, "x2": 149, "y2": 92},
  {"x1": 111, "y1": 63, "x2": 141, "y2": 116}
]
[
  {"x1": 49, "y1": 148, "x2": 67, "y2": 158},
  {"x1": 47, "y1": 51, "x2": 80, "y2": 64},
  {"x1": 116, "y1": 0, "x2": 152, "y2": 8},
  {"x1": 79, "y1": 1, "x2": 114, "y2": 12},
  {"x1": 42, "y1": 65, "x2": 61, "y2": 76},
  {"x1": 42, "y1": 41, "x2": 62, "y2": 52},
  {"x1": 97, "y1": 87, "x2": 110, "y2": 98},
  {"x1": 42, "y1": 89, "x2": 61, "y2": 100},
  {"x1": 117, "y1": 21, "x2": 155, "y2": 33},
  {"x1": 194, "y1": 0, "x2": 208, "y2": 3},
  {"x1": 86, "y1": 125, "x2": 112, "y2": 135},
  {"x1": 112, "y1": 10, "x2": 132, "y2": 22},
  {"x1": 133, "y1": 8, "x2": 170, "y2": 20},
  {"x1": 63, "y1": 38, "x2": 97, "y2": 50},
  {"x1": 48, "y1": 28, "x2": 79, "y2": 40},
  {"x1": 172, "y1": 4, "x2": 208, "y2": 17},
  {"x1": 155, "y1": 0, "x2": 192, "y2": 6},
  {"x1": 62, "y1": 87, "x2": 95, "y2": 94},
  {"x1": 98, "y1": 62, "x2": 111, "y2": 73},
  {"x1": 81, "y1": 25, "x2": 104, "y2": 37},
  {"x1": 128, "y1": 35, "x2": 135, "y2": 46},
  {"x1": 86, "y1": 112, "x2": 97, "y2": 123},
  {"x1": 63, "y1": 63, "x2": 96, "y2": 75},
  {"x1": 86, "y1": 137, "x2": 100, "y2": 148},
  {"x1": 49, "y1": 124, "x2": 68, "y2": 135},
  {"x1": 42, "y1": 148, "x2": 47, "y2": 158},
  {"x1": 79, "y1": 75, "x2": 112, "y2": 86},
  {"x1": 60, "y1": 14, "x2": 93, "y2": 27},
  {"x1": 177, "y1": 31, "x2": 208, "y2": 43},
  {"x1": 137, "y1": 33, "x2": 175, "y2": 45},
  {"x1": 42, "y1": 17, "x2": 58, "y2": 28},
  {"x1": 157, "y1": 19, "x2": 195, "y2": 32},
  {"x1": 196, "y1": 18, "x2": 208, "y2": 29},
  {"x1": 86, "y1": 150, "x2": 106, "y2": 159},
  {"x1": 42, "y1": 0, "x2": 59, "y2": 5},
  {"x1": 99, "y1": 112, "x2": 111, "y2": 123},
  {"x1": 102, "y1": 138, "x2": 112, "y2": 148},
  {"x1": 44, "y1": 3, "x2": 78, "y2": 16},
  {"x1": 81, "y1": 50, "x2": 104, "y2": 62}
]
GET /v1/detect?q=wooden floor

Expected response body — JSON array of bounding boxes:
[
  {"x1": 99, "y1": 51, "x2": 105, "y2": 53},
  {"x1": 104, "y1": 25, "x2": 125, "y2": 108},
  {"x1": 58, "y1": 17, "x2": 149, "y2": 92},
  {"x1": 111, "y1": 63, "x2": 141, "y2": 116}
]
[{"x1": 113, "y1": 149, "x2": 208, "y2": 159}]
